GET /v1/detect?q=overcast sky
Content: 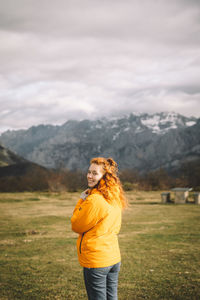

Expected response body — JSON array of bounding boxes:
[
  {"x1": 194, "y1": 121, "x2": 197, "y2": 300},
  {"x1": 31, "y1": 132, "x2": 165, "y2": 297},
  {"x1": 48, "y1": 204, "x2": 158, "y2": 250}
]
[{"x1": 0, "y1": 0, "x2": 200, "y2": 133}]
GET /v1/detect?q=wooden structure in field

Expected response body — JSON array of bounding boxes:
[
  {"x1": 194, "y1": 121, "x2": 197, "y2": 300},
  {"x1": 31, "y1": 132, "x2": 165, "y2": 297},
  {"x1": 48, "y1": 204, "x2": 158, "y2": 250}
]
[
  {"x1": 161, "y1": 188, "x2": 200, "y2": 204},
  {"x1": 171, "y1": 188, "x2": 192, "y2": 204},
  {"x1": 194, "y1": 193, "x2": 200, "y2": 204},
  {"x1": 161, "y1": 192, "x2": 171, "y2": 203}
]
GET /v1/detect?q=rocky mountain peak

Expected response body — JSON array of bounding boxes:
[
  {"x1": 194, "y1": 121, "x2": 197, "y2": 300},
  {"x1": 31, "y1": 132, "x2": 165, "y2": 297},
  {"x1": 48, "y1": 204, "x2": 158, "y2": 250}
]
[{"x1": 0, "y1": 112, "x2": 199, "y2": 172}]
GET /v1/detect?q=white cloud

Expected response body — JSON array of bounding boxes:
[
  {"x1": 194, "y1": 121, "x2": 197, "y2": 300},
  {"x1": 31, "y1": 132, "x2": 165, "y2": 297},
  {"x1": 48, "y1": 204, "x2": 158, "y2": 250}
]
[{"x1": 0, "y1": 0, "x2": 200, "y2": 133}]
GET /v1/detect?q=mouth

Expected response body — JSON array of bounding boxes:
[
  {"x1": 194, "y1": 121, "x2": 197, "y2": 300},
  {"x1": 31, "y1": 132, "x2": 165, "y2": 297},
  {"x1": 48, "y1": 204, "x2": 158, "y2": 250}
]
[{"x1": 88, "y1": 180, "x2": 95, "y2": 185}]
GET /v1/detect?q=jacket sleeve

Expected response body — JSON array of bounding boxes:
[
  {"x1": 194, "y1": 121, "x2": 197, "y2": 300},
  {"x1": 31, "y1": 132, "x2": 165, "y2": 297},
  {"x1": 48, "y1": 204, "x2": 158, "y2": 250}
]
[
  {"x1": 72, "y1": 198, "x2": 84, "y2": 214},
  {"x1": 71, "y1": 194, "x2": 109, "y2": 234}
]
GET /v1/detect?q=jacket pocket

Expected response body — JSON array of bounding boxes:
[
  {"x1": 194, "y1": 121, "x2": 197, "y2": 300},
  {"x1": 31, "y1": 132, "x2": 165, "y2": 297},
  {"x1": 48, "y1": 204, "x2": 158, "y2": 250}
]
[{"x1": 79, "y1": 233, "x2": 85, "y2": 254}]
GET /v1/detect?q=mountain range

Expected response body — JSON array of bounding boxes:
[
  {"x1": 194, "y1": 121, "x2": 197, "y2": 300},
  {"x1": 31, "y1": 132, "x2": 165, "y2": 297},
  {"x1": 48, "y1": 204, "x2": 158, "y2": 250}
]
[{"x1": 0, "y1": 112, "x2": 199, "y2": 173}]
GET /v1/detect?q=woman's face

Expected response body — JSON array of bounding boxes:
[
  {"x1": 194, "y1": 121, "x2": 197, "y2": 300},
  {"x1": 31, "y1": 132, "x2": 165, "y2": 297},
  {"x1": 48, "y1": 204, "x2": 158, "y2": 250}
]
[{"x1": 87, "y1": 163, "x2": 104, "y2": 188}]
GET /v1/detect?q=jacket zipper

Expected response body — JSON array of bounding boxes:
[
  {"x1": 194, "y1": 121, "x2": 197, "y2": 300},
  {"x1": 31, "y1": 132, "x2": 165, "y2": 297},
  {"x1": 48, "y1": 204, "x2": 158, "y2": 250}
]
[{"x1": 79, "y1": 233, "x2": 85, "y2": 254}]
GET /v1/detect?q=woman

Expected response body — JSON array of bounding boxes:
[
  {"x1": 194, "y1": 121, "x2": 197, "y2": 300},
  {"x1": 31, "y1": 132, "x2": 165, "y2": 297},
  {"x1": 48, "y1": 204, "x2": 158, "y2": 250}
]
[{"x1": 71, "y1": 157, "x2": 127, "y2": 300}]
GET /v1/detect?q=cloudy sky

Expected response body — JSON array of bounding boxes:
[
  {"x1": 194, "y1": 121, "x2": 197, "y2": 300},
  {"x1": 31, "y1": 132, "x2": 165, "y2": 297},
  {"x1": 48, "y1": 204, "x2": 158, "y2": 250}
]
[{"x1": 0, "y1": 0, "x2": 200, "y2": 133}]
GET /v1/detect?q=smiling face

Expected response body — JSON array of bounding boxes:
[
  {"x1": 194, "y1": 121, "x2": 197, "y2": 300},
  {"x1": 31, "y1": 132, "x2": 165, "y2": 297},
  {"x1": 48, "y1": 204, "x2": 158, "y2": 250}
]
[{"x1": 87, "y1": 163, "x2": 104, "y2": 188}]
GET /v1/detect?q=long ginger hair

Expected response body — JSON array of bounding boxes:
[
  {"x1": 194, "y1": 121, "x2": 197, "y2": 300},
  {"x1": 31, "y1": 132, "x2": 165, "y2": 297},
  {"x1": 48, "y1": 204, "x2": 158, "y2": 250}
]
[{"x1": 89, "y1": 157, "x2": 128, "y2": 209}]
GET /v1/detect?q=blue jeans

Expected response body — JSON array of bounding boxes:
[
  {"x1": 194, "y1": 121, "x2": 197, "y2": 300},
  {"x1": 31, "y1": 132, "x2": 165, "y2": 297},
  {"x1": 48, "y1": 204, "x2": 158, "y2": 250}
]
[{"x1": 83, "y1": 262, "x2": 121, "y2": 300}]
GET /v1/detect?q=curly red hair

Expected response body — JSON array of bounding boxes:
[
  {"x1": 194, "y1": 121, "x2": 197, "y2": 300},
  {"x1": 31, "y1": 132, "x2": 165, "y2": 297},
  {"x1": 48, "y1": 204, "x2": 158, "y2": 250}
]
[{"x1": 89, "y1": 157, "x2": 128, "y2": 209}]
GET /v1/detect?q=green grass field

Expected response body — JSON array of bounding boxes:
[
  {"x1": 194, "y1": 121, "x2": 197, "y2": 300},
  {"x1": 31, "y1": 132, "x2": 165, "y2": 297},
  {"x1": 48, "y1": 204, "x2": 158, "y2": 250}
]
[{"x1": 0, "y1": 191, "x2": 200, "y2": 299}]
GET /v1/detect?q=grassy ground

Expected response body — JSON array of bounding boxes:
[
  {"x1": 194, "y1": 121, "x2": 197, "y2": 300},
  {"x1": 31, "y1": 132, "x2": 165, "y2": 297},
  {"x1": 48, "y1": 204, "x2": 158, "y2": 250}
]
[{"x1": 0, "y1": 191, "x2": 200, "y2": 299}]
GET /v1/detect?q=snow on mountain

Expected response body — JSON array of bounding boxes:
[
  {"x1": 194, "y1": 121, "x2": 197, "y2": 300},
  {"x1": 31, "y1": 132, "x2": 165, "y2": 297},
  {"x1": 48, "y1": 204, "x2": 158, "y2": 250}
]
[
  {"x1": 0, "y1": 112, "x2": 199, "y2": 172},
  {"x1": 98, "y1": 112, "x2": 197, "y2": 135},
  {"x1": 186, "y1": 121, "x2": 196, "y2": 127},
  {"x1": 140, "y1": 112, "x2": 196, "y2": 134}
]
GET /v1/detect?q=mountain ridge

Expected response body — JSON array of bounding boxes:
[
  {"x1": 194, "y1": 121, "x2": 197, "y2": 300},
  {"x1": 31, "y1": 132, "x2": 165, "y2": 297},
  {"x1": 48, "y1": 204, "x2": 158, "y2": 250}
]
[{"x1": 0, "y1": 112, "x2": 199, "y2": 173}]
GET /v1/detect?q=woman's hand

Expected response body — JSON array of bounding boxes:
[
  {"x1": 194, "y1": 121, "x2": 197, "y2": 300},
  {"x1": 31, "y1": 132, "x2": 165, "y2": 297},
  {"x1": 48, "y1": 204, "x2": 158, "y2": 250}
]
[{"x1": 80, "y1": 189, "x2": 90, "y2": 200}]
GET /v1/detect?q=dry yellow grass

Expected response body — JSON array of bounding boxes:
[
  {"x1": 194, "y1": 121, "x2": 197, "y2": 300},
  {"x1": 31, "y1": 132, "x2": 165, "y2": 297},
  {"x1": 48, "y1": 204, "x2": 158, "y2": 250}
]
[{"x1": 0, "y1": 191, "x2": 200, "y2": 299}]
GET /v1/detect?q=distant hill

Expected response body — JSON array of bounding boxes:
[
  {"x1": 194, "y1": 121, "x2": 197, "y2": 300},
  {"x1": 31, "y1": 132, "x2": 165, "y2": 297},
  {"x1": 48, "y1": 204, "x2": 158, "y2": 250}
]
[
  {"x1": 0, "y1": 144, "x2": 50, "y2": 192},
  {"x1": 0, "y1": 112, "x2": 199, "y2": 173},
  {"x1": 0, "y1": 144, "x2": 26, "y2": 167},
  {"x1": 0, "y1": 144, "x2": 87, "y2": 192}
]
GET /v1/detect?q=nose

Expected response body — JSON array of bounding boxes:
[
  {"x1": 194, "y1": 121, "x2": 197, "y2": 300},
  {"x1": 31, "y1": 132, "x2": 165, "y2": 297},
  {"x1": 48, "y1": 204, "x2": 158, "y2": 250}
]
[{"x1": 87, "y1": 173, "x2": 92, "y2": 179}]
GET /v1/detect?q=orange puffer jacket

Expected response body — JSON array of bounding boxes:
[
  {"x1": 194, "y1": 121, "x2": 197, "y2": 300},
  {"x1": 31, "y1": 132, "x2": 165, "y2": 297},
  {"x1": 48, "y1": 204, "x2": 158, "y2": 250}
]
[{"x1": 71, "y1": 189, "x2": 122, "y2": 268}]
